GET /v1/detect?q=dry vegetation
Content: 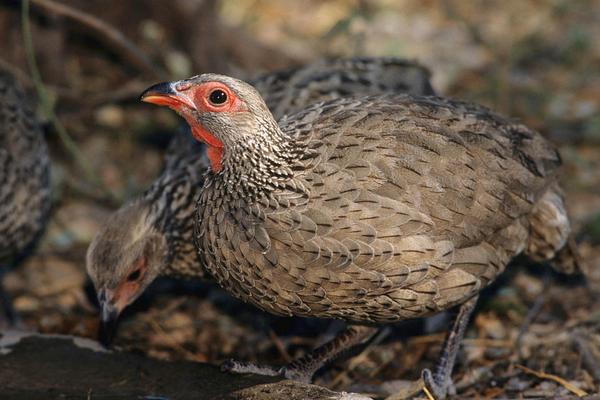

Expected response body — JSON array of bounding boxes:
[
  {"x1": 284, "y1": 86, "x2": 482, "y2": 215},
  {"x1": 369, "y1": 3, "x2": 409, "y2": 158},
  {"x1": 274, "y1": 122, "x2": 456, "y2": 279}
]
[{"x1": 1, "y1": 0, "x2": 599, "y2": 398}]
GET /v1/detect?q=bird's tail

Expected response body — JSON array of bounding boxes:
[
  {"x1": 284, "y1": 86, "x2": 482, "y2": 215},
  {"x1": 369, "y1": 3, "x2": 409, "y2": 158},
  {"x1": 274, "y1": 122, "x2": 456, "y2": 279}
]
[{"x1": 526, "y1": 185, "x2": 586, "y2": 274}]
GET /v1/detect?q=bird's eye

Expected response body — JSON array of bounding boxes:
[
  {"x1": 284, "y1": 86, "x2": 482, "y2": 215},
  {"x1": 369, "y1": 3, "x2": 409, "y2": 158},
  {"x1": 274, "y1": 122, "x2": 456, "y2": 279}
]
[
  {"x1": 127, "y1": 269, "x2": 142, "y2": 282},
  {"x1": 208, "y1": 89, "x2": 228, "y2": 105}
]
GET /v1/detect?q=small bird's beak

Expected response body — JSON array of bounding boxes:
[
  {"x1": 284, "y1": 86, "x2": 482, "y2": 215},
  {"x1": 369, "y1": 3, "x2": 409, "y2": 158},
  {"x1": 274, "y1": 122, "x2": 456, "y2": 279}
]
[
  {"x1": 140, "y1": 81, "x2": 196, "y2": 110},
  {"x1": 97, "y1": 289, "x2": 121, "y2": 348}
]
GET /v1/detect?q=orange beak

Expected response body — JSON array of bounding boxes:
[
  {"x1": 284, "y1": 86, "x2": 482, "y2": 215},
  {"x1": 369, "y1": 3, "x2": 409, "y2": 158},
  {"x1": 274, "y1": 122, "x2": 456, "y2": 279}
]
[{"x1": 140, "y1": 81, "x2": 196, "y2": 110}]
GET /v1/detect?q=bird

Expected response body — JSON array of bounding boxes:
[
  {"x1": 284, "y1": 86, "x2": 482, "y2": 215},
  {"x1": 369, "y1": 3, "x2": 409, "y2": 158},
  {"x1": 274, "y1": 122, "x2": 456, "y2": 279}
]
[
  {"x1": 139, "y1": 71, "x2": 577, "y2": 399},
  {"x1": 86, "y1": 57, "x2": 435, "y2": 343},
  {"x1": 0, "y1": 69, "x2": 51, "y2": 326}
]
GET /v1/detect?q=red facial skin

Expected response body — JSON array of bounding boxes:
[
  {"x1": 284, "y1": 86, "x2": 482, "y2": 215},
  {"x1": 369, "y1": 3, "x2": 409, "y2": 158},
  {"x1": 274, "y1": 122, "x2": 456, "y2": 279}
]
[
  {"x1": 142, "y1": 81, "x2": 248, "y2": 172},
  {"x1": 110, "y1": 256, "x2": 148, "y2": 313}
]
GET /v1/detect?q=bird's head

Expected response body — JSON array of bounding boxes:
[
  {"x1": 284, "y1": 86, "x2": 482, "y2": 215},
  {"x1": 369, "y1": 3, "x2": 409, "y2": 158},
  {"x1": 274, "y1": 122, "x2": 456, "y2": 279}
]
[
  {"x1": 140, "y1": 74, "x2": 281, "y2": 173},
  {"x1": 86, "y1": 201, "x2": 168, "y2": 345}
]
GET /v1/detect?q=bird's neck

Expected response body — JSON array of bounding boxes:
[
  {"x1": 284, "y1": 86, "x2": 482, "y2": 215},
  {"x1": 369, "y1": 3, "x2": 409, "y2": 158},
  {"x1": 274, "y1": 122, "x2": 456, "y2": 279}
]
[{"x1": 210, "y1": 126, "x2": 298, "y2": 199}]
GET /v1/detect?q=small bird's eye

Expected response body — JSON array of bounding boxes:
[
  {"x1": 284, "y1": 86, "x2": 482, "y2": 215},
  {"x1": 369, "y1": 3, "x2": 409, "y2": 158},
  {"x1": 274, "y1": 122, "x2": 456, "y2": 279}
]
[
  {"x1": 127, "y1": 269, "x2": 142, "y2": 282},
  {"x1": 209, "y1": 89, "x2": 228, "y2": 105}
]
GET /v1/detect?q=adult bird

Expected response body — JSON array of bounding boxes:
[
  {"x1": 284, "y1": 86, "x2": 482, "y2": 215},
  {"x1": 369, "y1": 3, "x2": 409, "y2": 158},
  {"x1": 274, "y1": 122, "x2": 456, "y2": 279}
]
[
  {"x1": 0, "y1": 70, "x2": 51, "y2": 326},
  {"x1": 86, "y1": 57, "x2": 434, "y2": 343},
  {"x1": 139, "y1": 71, "x2": 578, "y2": 399}
]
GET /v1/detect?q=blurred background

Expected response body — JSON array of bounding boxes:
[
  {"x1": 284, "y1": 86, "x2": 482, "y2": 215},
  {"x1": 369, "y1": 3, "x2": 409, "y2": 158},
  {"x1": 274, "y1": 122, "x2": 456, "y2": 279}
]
[{"x1": 1, "y1": 0, "x2": 599, "y2": 397}]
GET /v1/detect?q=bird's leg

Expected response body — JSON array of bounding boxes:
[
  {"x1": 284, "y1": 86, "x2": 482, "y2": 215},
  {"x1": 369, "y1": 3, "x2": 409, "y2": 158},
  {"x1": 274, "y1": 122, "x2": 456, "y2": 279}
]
[
  {"x1": 222, "y1": 324, "x2": 379, "y2": 383},
  {"x1": 384, "y1": 296, "x2": 479, "y2": 400},
  {"x1": 0, "y1": 267, "x2": 18, "y2": 328},
  {"x1": 420, "y1": 294, "x2": 479, "y2": 400}
]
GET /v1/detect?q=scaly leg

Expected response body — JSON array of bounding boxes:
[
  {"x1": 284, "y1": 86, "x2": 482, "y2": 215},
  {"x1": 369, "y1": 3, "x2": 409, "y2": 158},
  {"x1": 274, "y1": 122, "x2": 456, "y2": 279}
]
[
  {"x1": 385, "y1": 296, "x2": 479, "y2": 400},
  {"x1": 222, "y1": 324, "x2": 379, "y2": 383},
  {"x1": 420, "y1": 295, "x2": 478, "y2": 400}
]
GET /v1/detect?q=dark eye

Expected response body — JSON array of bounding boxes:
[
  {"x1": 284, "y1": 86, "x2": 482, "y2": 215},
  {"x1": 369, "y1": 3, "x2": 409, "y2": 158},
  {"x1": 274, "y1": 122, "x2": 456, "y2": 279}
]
[
  {"x1": 127, "y1": 269, "x2": 142, "y2": 282},
  {"x1": 209, "y1": 89, "x2": 227, "y2": 105}
]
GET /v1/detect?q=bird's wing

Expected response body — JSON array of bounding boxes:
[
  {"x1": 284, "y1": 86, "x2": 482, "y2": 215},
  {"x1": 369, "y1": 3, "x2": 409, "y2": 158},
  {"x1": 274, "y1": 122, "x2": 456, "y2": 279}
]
[
  {"x1": 282, "y1": 94, "x2": 560, "y2": 243},
  {"x1": 256, "y1": 94, "x2": 560, "y2": 313},
  {"x1": 251, "y1": 57, "x2": 434, "y2": 121}
]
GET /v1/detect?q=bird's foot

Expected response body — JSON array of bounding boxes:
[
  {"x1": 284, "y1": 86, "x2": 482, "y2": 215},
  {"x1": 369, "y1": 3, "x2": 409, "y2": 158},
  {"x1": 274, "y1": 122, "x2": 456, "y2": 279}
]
[
  {"x1": 379, "y1": 370, "x2": 454, "y2": 400},
  {"x1": 386, "y1": 296, "x2": 479, "y2": 400},
  {"x1": 221, "y1": 359, "x2": 313, "y2": 383},
  {"x1": 221, "y1": 325, "x2": 379, "y2": 384},
  {"x1": 421, "y1": 368, "x2": 455, "y2": 400}
]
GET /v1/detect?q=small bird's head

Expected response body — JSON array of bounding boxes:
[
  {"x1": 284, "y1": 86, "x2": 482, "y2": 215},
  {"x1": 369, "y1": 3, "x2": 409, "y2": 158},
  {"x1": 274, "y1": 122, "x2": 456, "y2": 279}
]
[
  {"x1": 86, "y1": 201, "x2": 168, "y2": 345},
  {"x1": 140, "y1": 74, "x2": 280, "y2": 173}
]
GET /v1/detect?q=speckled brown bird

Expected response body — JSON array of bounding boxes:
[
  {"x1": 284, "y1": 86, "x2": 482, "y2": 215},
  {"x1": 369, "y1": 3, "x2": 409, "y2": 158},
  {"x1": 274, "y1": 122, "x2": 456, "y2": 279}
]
[
  {"x1": 86, "y1": 58, "x2": 434, "y2": 339},
  {"x1": 0, "y1": 70, "x2": 51, "y2": 324},
  {"x1": 140, "y1": 71, "x2": 577, "y2": 399}
]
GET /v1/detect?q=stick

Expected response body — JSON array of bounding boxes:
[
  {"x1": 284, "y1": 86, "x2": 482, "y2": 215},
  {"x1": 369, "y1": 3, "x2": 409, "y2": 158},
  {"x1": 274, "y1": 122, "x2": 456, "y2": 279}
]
[
  {"x1": 515, "y1": 364, "x2": 588, "y2": 397},
  {"x1": 21, "y1": 0, "x2": 117, "y2": 203},
  {"x1": 29, "y1": 0, "x2": 166, "y2": 79}
]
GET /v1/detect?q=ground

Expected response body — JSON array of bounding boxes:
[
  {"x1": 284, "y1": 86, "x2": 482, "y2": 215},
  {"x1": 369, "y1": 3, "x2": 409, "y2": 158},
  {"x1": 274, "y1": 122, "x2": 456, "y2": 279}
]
[{"x1": 0, "y1": 0, "x2": 599, "y2": 398}]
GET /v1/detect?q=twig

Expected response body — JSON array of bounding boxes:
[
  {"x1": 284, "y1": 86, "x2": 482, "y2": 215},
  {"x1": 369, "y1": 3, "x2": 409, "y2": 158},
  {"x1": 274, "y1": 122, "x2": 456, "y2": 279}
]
[
  {"x1": 84, "y1": 79, "x2": 151, "y2": 107},
  {"x1": 462, "y1": 338, "x2": 513, "y2": 348},
  {"x1": 422, "y1": 386, "x2": 435, "y2": 400},
  {"x1": 572, "y1": 330, "x2": 600, "y2": 382},
  {"x1": 0, "y1": 58, "x2": 88, "y2": 100},
  {"x1": 268, "y1": 329, "x2": 292, "y2": 363},
  {"x1": 29, "y1": 0, "x2": 166, "y2": 80},
  {"x1": 515, "y1": 364, "x2": 588, "y2": 397},
  {"x1": 21, "y1": 0, "x2": 117, "y2": 203},
  {"x1": 407, "y1": 332, "x2": 446, "y2": 345},
  {"x1": 0, "y1": 58, "x2": 32, "y2": 88},
  {"x1": 482, "y1": 387, "x2": 504, "y2": 399},
  {"x1": 516, "y1": 286, "x2": 548, "y2": 352}
]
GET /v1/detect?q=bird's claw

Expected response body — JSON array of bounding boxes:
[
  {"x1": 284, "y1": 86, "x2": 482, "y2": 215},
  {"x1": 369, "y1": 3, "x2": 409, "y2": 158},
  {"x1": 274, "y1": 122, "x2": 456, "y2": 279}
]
[
  {"x1": 220, "y1": 359, "x2": 313, "y2": 382},
  {"x1": 421, "y1": 368, "x2": 455, "y2": 400},
  {"x1": 221, "y1": 359, "x2": 282, "y2": 377}
]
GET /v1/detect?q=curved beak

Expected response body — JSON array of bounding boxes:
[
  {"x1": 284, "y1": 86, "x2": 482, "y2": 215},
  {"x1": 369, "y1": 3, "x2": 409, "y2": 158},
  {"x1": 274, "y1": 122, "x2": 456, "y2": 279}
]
[
  {"x1": 140, "y1": 81, "x2": 196, "y2": 110},
  {"x1": 97, "y1": 289, "x2": 122, "y2": 348}
]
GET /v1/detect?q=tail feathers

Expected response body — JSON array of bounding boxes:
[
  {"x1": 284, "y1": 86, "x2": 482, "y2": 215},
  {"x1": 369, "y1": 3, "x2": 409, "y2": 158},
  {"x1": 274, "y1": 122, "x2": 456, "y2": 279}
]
[
  {"x1": 526, "y1": 187, "x2": 570, "y2": 263},
  {"x1": 526, "y1": 186, "x2": 587, "y2": 275}
]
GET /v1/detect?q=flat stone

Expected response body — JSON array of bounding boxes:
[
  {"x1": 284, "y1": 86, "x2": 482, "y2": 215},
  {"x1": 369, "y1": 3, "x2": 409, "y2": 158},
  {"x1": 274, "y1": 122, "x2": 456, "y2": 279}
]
[{"x1": 0, "y1": 331, "x2": 370, "y2": 400}]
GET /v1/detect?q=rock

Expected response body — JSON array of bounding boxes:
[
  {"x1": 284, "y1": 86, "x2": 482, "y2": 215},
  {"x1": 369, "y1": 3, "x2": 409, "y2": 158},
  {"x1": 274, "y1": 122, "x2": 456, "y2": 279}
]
[
  {"x1": 231, "y1": 381, "x2": 373, "y2": 400},
  {"x1": 0, "y1": 331, "x2": 367, "y2": 399}
]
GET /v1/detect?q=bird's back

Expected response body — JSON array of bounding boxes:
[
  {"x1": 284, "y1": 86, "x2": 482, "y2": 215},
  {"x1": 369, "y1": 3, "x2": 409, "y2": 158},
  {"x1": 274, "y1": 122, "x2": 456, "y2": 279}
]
[
  {"x1": 283, "y1": 95, "x2": 560, "y2": 246},
  {"x1": 0, "y1": 71, "x2": 50, "y2": 264}
]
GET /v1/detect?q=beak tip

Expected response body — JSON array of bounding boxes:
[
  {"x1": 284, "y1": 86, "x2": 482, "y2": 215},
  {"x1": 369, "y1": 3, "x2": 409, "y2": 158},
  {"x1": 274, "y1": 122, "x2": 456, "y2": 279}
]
[
  {"x1": 139, "y1": 81, "x2": 176, "y2": 104},
  {"x1": 98, "y1": 318, "x2": 118, "y2": 348},
  {"x1": 98, "y1": 303, "x2": 120, "y2": 348}
]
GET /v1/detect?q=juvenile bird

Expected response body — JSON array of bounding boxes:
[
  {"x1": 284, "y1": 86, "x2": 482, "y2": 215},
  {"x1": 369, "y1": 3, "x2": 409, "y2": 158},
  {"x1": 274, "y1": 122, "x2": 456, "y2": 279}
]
[
  {"x1": 140, "y1": 72, "x2": 575, "y2": 398},
  {"x1": 0, "y1": 70, "x2": 51, "y2": 325},
  {"x1": 86, "y1": 58, "x2": 434, "y2": 339}
]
